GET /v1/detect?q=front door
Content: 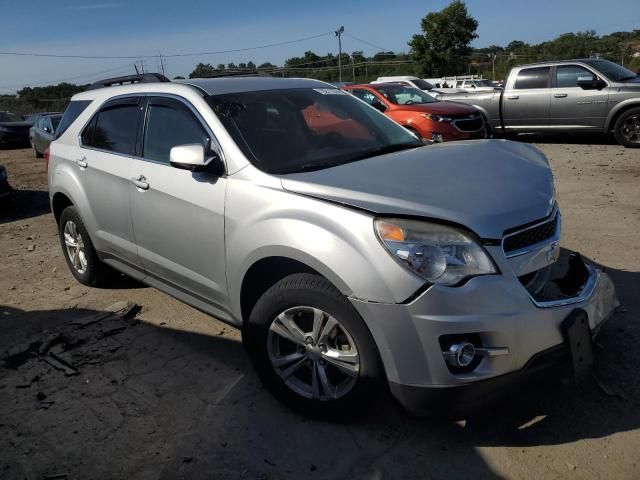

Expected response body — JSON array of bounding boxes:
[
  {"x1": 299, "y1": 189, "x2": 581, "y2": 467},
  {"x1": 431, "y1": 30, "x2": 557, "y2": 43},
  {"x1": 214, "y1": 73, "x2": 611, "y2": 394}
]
[
  {"x1": 129, "y1": 96, "x2": 228, "y2": 307},
  {"x1": 550, "y1": 64, "x2": 610, "y2": 129},
  {"x1": 502, "y1": 66, "x2": 551, "y2": 129}
]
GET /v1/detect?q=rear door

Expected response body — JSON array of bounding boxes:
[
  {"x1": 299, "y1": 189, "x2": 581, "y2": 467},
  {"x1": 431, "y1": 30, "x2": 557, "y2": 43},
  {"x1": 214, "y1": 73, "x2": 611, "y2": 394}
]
[
  {"x1": 39, "y1": 117, "x2": 55, "y2": 151},
  {"x1": 78, "y1": 96, "x2": 143, "y2": 270},
  {"x1": 550, "y1": 64, "x2": 609, "y2": 129},
  {"x1": 502, "y1": 66, "x2": 551, "y2": 129},
  {"x1": 129, "y1": 96, "x2": 227, "y2": 306}
]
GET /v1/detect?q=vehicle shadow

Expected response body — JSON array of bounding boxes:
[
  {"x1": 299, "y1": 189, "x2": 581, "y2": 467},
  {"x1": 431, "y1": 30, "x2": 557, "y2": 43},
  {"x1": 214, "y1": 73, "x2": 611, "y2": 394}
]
[
  {"x1": 1, "y1": 261, "x2": 637, "y2": 479},
  {"x1": 0, "y1": 188, "x2": 50, "y2": 224}
]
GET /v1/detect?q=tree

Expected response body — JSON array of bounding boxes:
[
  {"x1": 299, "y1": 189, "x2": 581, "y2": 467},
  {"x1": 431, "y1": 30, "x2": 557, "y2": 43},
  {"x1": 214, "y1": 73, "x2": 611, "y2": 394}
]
[
  {"x1": 408, "y1": 0, "x2": 478, "y2": 76},
  {"x1": 173, "y1": 75, "x2": 185, "y2": 80},
  {"x1": 238, "y1": 62, "x2": 247, "y2": 70},
  {"x1": 247, "y1": 61, "x2": 256, "y2": 69},
  {"x1": 257, "y1": 62, "x2": 276, "y2": 70},
  {"x1": 227, "y1": 62, "x2": 237, "y2": 70},
  {"x1": 216, "y1": 64, "x2": 226, "y2": 71},
  {"x1": 189, "y1": 63, "x2": 216, "y2": 78}
]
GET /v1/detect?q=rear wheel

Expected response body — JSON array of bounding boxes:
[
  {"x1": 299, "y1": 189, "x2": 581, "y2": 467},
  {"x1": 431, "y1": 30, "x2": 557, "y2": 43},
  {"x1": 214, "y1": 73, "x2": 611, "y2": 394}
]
[
  {"x1": 30, "y1": 139, "x2": 43, "y2": 158},
  {"x1": 613, "y1": 107, "x2": 640, "y2": 148},
  {"x1": 243, "y1": 273, "x2": 383, "y2": 417},
  {"x1": 58, "y1": 206, "x2": 107, "y2": 286}
]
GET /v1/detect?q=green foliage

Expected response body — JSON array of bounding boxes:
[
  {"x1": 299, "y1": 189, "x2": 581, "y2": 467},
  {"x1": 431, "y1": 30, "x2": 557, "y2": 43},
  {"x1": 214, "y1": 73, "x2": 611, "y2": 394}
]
[
  {"x1": 189, "y1": 63, "x2": 217, "y2": 78},
  {"x1": 409, "y1": 0, "x2": 478, "y2": 76}
]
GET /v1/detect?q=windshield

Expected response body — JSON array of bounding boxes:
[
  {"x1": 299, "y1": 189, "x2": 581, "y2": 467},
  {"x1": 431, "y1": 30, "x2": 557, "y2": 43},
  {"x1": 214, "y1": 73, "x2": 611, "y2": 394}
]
[
  {"x1": 373, "y1": 84, "x2": 437, "y2": 105},
  {"x1": 476, "y1": 80, "x2": 495, "y2": 87},
  {"x1": 0, "y1": 112, "x2": 23, "y2": 122},
  {"x1": 412, "y1": 79, "x2": 433, "y2": 90},
  {"x1": 583, "y1": 59, "x2": 638, "y2": 81},
  {"x1": 206, "y1": 88, "x2": 422, "y2": 174}
]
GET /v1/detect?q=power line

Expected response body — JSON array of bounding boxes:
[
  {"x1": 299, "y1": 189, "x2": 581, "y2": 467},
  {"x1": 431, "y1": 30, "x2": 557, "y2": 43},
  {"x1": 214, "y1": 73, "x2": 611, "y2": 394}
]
[
  {"x1": 0, "y1": 31, "x2": 335, "y2": 60},
  {"x1": 0, "y1": 63, "x2": 134, "y2": 90},
  {"x1": 343, "y1": 32, "x2": 390, "y2": 52}
]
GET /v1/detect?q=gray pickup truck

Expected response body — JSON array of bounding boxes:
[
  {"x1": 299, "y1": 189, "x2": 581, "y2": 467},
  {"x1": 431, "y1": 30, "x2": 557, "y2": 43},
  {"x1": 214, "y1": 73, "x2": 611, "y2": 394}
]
[{"x1": 437, "y1": 59, "x2": 640, "y2": 147}]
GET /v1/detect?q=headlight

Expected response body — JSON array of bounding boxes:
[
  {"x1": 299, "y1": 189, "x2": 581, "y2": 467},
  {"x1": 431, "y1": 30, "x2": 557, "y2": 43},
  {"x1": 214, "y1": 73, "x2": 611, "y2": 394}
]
[
  {"x1": 420, "y1": 113, "x2": 452, "y2": 123},
  {"x1": 375, "y1": 218, "x2": 497, "y2": 286}
]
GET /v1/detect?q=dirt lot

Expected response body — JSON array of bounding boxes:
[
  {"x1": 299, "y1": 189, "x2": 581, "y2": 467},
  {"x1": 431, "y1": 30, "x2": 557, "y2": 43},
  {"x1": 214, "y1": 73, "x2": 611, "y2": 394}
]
[{"x1": 1, "y1": 139, "x2": 639, "y2": 480}]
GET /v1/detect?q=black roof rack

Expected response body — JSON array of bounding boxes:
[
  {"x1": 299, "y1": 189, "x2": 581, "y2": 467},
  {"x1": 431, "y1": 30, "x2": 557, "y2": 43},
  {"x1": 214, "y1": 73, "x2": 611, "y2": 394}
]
[
  {"x1": 86, "y1": 73, "x2": 170, "y2": 91},
  {"x1": 189, "y1": 69, "x2": 271, "y2": 79}
]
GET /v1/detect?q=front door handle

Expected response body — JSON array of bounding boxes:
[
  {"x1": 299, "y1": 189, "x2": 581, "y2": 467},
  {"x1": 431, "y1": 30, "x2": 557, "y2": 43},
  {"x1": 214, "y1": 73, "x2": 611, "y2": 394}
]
[
  {"x1": 76, "y1": 157, "x2": 88, "y2": 169},
  {"x1": 131, "y1": 175, "x2": 149, "y2": 190},
  {"x1": 506, "y1": 95, "x2": 519, "y2": 100},
  {"x1": 554, "y1": 93, "x2": 568, "y2": 98}
]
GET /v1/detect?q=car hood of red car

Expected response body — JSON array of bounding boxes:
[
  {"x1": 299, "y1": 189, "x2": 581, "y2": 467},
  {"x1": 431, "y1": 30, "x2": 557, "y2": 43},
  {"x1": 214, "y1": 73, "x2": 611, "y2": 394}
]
[{"x1": 393, "y1": 101, "x2": 478, "y2": 116}]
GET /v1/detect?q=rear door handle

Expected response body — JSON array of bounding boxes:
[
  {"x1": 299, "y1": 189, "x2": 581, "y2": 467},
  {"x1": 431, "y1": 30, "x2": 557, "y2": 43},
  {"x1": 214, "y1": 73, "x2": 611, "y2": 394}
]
[
  {"x1": 131, "y1": 175, "x2": 149, "y2": 190},
  {"x1": 506, "y1": 95, "x2": 519, "y2": 100},
  {"x1": 554, "y1": 93, "x2": 568, "y2": 98},
  {"x1": 76, "y1": 157, "x2": 88, "y2": 169}
]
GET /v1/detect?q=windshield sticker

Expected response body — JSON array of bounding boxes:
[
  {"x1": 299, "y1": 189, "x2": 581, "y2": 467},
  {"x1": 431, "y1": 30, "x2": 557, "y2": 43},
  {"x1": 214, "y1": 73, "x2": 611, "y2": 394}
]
[{"x1": 313, "y1": 88, "x2": 346, "y2": 95}]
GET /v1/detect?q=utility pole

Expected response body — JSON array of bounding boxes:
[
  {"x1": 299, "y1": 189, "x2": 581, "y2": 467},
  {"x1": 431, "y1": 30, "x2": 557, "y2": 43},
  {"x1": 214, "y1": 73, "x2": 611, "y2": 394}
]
[
  {"x1": 335, "y1": 26, "x2": 344, "y2": 82},
  {"x1": 352, "y1": 55, "x2": 356, "y2": 83},
  {"x1": 134, "y1": 63, "x2": 139, "y2": 75},
  {"x1": 158, "y1": 54, "x2": 166, "y2": 76},
  {"x1": 488, "y1": 53, "x2": 496, "y2": 80}
]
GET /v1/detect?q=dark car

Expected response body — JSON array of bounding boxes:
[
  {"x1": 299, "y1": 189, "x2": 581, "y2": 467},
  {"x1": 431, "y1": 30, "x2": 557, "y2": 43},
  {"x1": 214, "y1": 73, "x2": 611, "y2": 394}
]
[
  {"x1": 30, "y1": 113, "x2": 62, "y2": 158},
  {"x1": 0, "y1": 111, "x2": 32, "y2": 149}
]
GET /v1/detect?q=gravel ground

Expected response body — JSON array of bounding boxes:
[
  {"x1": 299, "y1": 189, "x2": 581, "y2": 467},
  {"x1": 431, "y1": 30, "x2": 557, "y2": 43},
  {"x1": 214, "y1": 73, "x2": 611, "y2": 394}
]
[{"x1": 1, "y1": 140, "x2": 639, "y2": 480}]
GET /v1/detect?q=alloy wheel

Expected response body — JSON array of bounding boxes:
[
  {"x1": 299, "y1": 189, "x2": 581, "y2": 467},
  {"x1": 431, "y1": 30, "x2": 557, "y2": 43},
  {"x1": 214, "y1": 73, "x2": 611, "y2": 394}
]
[
  {"x1": 622, "y1": 114, "x2": 640, "y2": 144},
  {"x1": 63, "y1": 220, "x2": 88, "y2": 274},
  {"x1": 267, "y1": 306, "x2": 360, "y2": 401}
]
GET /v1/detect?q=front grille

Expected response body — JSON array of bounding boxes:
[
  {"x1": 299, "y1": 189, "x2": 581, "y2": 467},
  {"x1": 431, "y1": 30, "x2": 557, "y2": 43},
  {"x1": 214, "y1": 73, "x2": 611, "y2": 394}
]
[
  {"x1": 504, "y1": 213, "x2": 558, "y2": 254},
  {"x1": 453, "y1": 116, "x2": 483, "y2": 132}
]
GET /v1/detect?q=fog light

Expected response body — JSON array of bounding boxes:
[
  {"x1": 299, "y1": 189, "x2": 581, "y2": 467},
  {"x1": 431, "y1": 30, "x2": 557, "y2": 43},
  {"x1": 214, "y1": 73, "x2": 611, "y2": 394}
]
[{"x1": 444, "y1": 342, "x2": 476, "y2": 367}]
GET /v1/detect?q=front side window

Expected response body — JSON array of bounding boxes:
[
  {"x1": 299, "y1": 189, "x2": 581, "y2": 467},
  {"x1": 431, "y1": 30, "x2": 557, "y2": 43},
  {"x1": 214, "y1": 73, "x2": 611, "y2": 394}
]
[
  {"x1": 143, "y1": 98, "x2": 208, "y2": 164},
  {"x1": 373, "y1": 85, "x2": 436, "y2": 105},
  {"x1": 556, "y1": 65, "x2": 596, "y2": 88},
  {"x1": 514, "y1": 67, "x2": 551, "y2": 90},
  {"x1": 349, "y1": 89, "x2": 381, "y2": 106},
  {"x1": 206, "y1": 87, "x2": 421, "y2": 174},
  {"x1": 81, "y1": 97, "x2": 141, "y2": 155}
]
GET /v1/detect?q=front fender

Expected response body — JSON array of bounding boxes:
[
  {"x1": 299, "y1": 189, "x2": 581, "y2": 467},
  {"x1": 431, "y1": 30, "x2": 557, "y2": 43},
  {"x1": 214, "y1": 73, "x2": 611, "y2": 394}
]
[
  {"x1": 605, "y1": 98, "x2": 640, "y2": 131},
  {"x1": 224, "y1": 175, "x2": 425, "y2": 320}
]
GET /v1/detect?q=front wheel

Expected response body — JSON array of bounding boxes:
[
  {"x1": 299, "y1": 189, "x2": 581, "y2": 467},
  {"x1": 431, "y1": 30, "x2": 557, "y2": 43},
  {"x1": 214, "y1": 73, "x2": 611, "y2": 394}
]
[
  {"x1": 243, "y1": 273, "x2": 383, "y2": 417},
  {"x1": 613, "y1": 107, "x2": 640, "y2": 148}
]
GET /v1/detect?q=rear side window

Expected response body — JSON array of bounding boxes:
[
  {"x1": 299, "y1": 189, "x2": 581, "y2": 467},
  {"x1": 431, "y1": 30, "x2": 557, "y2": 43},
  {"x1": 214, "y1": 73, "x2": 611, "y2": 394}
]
[
  {"x1": 81, "y1": 97, "x2": 141, "y2": 155},
  {"x1": 143, "y1": 97, "x2": 208, "y2": 164},
  {"x1": 514, "y1": 67, "x2": 551, "y2": 89},
  {"x1": 55, "y1": 100, "x2": 91, "y2": 139}
]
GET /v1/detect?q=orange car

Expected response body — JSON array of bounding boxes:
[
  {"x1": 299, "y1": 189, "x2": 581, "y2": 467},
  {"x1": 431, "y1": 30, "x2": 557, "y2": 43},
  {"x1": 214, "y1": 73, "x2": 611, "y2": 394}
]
[{"x1": 342, "y1": 83, "x2": 485, "y2": 142}]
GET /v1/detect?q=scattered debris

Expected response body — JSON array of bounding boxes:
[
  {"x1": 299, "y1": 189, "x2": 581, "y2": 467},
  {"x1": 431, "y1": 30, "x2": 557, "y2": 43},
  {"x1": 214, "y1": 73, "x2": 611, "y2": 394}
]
[
  {"x1": 26, "y1": 244, "x2": 35, "y2": 252},
  {"x1": 182, "y1": 456, "x2": 193, "y2": 463},
  {"x1": 566, "y1": 462, "x2": 577, "y2": 471},
  {"x1": 15, "y1": 375, "x2": 40, "y2": 389},
  {"x1": 592, "y1": 371, "x2": 628, "y2": 400},
  {"x1": 264, "y1": 459, "x2": 276, "y2": 467},
  {"x1": 43, "y1": 473, "x2": 68, "y2": 480},
  {"x1": 43, "y1": 353, "x2": 79, "y2": 376}
]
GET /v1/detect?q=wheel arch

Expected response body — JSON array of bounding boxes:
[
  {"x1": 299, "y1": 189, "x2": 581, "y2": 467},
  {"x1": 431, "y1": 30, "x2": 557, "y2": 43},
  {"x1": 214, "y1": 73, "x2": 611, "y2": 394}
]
[
  {"x1": 52, "y1": 191, "x2": 74, "y2": 224},
  {"x1": 606, "y1": 101, "x2": 640, "y2": 132}
]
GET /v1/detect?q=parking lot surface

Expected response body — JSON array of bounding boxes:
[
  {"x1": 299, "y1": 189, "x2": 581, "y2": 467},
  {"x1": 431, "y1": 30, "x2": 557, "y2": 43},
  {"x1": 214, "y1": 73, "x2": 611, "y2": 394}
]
[{"x1": 1, "y1": 140, "x2": 639, "y2": 479}]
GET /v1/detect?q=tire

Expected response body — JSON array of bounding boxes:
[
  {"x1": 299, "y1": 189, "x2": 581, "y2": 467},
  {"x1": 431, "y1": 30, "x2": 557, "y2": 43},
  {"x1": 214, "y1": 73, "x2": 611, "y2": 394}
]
[
  {"x1": 34, "y1": 148, "x2": 43, "y2": 159},
  {"x1": 243, "y1": 273, "x2": 383, "y2": 418},
  {"x1": 58, "y1": 206, "x2": 107, "y2": 286},
  {"x1": 613, "y1": 107, "x2": 640, "y2": 148}
]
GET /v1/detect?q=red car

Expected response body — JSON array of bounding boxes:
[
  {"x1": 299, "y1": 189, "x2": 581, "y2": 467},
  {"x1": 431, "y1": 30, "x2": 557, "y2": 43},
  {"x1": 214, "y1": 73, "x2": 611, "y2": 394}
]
[{"x1": 341, "y1": 83, "x2": 485, "y2": 142}]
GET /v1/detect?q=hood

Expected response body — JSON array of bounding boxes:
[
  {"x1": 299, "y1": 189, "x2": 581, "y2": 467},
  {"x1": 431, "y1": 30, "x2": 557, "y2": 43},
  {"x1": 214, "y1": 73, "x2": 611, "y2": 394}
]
[
  {"x1": 395, "y1": 101, "x2": 478, "y2": 116},
  {"x1": 280, "y1": 140, "x2": 555, "y2": 239}
]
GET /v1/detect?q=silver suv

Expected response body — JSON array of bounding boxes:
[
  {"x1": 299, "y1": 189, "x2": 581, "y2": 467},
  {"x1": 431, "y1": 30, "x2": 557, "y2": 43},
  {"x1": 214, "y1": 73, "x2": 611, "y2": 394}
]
[{"x1": 48, "y1": 74, "x2": 618, "y2": 416}]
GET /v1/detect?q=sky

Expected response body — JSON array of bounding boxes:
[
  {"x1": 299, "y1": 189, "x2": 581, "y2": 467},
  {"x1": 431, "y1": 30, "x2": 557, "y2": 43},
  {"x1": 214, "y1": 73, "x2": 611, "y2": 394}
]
[{"x1": 0, "y1": 0, "x2": 638, "y2": 92}]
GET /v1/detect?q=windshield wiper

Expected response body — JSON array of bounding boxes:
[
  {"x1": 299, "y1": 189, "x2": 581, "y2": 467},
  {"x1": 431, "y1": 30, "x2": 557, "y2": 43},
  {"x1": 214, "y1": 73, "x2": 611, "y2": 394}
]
[{"x1": 270, "y1": 161, "x2": 345, "y2": 175}]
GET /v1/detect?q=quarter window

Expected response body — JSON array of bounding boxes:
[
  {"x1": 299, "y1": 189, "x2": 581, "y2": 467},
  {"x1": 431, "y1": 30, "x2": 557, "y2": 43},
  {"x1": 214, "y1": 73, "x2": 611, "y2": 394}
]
[
  {"x1": 143, "y1": 98, "x2": 208, "y2": 164},
  {"x1": 556, "y1": 65, "x2": 594, "y2": 88},
  {"x1": 514, "y1": 67, "x2": 551, "y2": 89},
  {"x1": 81, "y1": 97, "x2": 141, "y2": 155}
]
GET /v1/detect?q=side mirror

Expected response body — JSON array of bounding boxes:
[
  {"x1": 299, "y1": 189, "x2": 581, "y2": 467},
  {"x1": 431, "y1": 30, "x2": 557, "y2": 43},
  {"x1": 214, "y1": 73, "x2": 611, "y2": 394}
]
[
  {"x1": 577, "y1": 75, "x2": 606, "y2": 90},
  {"x1": 371, "y1": 100, "x2": 387, "y2": 112},
  {"x1": 169, "y1": 144, "x2": 225, "y2": 176}
]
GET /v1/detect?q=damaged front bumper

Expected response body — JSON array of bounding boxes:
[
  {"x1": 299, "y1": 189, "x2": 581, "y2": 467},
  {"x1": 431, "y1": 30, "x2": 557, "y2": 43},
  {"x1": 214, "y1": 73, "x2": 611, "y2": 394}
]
[{"x1": 350, "y1": 250, "x2": 618, "y2": 416}]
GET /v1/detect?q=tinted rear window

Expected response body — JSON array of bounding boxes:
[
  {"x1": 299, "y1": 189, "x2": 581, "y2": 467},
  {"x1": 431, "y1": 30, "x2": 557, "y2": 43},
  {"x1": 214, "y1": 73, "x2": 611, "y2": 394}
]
[
  {"x1": 514, "y1": 67, "x2": 551, "y2": 89},
  {"x1": 81, "y1": 97, "x2": 141, "y2": 155},
  {"x1": 55, "y1": 100, "x2": 92, "y2": 139}
]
